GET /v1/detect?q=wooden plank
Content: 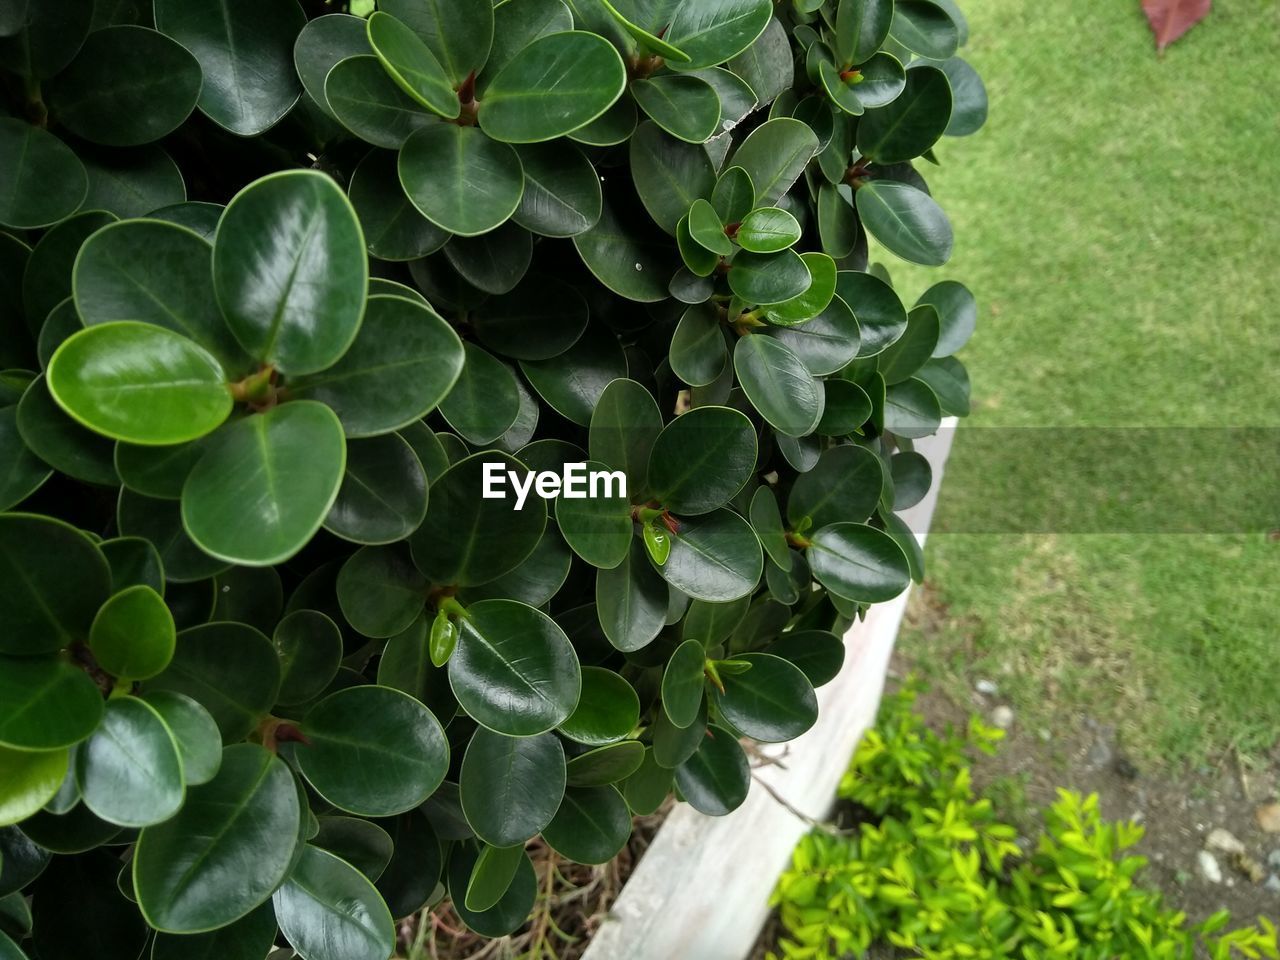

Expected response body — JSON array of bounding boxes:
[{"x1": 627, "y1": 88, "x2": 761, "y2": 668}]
[{"x1": 582, "y1": 421, "x2": 958, "y2": 960}]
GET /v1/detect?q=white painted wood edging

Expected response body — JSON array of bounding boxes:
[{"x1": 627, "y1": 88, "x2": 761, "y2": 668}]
[{"x1": 583, "y1": 420, "x2": 959, "y2": 960}]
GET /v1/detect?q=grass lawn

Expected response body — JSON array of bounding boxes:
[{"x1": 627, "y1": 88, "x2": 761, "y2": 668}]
[{"x1": 886, "y1": 0, "x2": 1280, "y2": 765}]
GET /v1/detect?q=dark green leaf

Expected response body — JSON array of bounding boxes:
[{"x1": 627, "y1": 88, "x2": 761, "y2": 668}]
[
  {"x1": 789, "y1": 443, "x2": 882, "y2": 530},
  {"x1": 565, "y1": 740, "x2": 645, "y2": 785},
  {"x1": 559, "y1": 667, "x2": 640, "y2": 745},
  {"x1": 857, "y1": 64, "x2": 953, "y2": 164},
  {"x1": 940, "y1": 56, "x2": 986, "y2": 136},
  {"x1": 459, "y1": 728, "x2": 565, "y2": 846},
  {"x1": 291, "y1": 294, "x2": 464, "y2": 438},
  {"x1": 521, "y1": 320, "x2": 627, "y2": 426},
  {"x1": 817, "y1": 378, "x2": 872, "y2": 434},
  {"x1": 916, "y1": 355, "x2": 969, "y2": 415},
  {"x1": 0, "y1": 408, "x2": 51, "y2": 510},
  {"x1": 542, "y1": 786, "x2": 630, "y2": 864},
  {"x1": 674, "y1": 725, "x2": 749, "y2": 815},
  {"x1": 916, "y1": 279, "x2": 976, "y2": 357},
  {"x1": 836, "y1": 0, "x2": 894, "y2": 66},
  {"x1": 294, "y1": 13, "x2": 370, "y2": 120},
  {"x1": 713, "y1": 652, "x2": 816, "y2": 741},
  {"x1": 312, "y1": 817, "x2": 394, "y2": 883},
  {"x1": 807, "y1": 521, "x2": 910, "y2": 602},
  {"x1": 400, "y1": 124, "x2": 524, "y2": 237},
  {"x1": 450, "y1": 599, "x2": 581, "y2": 737},
  {"x1": 659, "y1": 508, "x2": 762, "y2": 602},
  {"x1": 629, "y1": 120, "x2": 715, "y2": 236},
  {"x1": 473, "y1": 274, "x2": 589, "y2": 361},
  {"x1": 0, "y1": 119, "x2": 86, "y2": 230},
  {"x1": 438, "y1": 343, "x2": 520, "y2": 444},
  {"x1": 379, "y1": 0, "x2": 493, "y2": 86},
  {"x1": 213, "y1": 170, "x2": 367, "y2": 375},
  {"x1": 443, "y1": 222, "x2": 532, "y2": 295},
  {"x1": 890, "y1": 0, "x2": 960, "y2": 60},
  {"x1": 337, "y1": 545, "x2": 426, "y2": 639},
  {"x1": 662, "y1": 638, "x2": 706, "y2": 728},
  {"x1": 667, "y1": 0, "x2": 772, "y2": 70},
  {"x1": 348, "y1": 149, "x2": 449, "y2": 261},
  {"x1": 326, "y1": 54, "x2": 437, "y2": 149},
  {"x1": 134, "y1": 744, "x2": 301, "y2": 932},
  {"x1": 148, "y1": 622, "x2": 281, "y2": 741},
  {"x1": 670, "y1": 303, "x2": 728, "y2": 387},
  {"x1": 89, "y1": 585, "x2": 174, "y2": 681},
  {"x1": 648, "y1": 406, "x2": 756, "y2": 515},
  {"x1": 151, "y1": 902, "x2": 277, "y2": 960},
  {"x1": 555, "y1": 461, "x2": 632, "y2": 569},
  {"x1": 325, "y1": 434, "x2": 428, "y2": 544},
  {"x1": 45, "y1": 26, "x2": 200, "y2": 146},
  {"x1": 734, "y1": 335, "x2": 823, "y2": 437},
  {"x1": 856, "y1": 180, "x2": 953, "y2": 266},
  {"x1": 154, "y1": 0, "x2": 305, "y2": 136},
  {"x1": 0, "y1": 656, "x2": 103, "y2": 751},
  {"x1": 737, "y1": 207, "x2": 802, "y2": 253},
  {"x1": 883, "y1": 376, "x2": 942, "y2": 437},
  {"x1": 765, "y1": 630, "x2": 845, "y2": 687},
  {"x1": 273, "y1": 845, "x2": 394, "y2": 960},
  {"x1": 632, "y1": 74, "x2": 721, "y2": 144},
  {"x1": 512, "y1": 141, "x2": 602, "y2": 237},
  {"x1": 767, "y1": 294, "x2": 861, "y2": 376},
  {"x1": 573, "y1": 191, "x2": 679, "y2": 302},
  {"x1": 465, "y1": 843, "x2": 526, "y2": 913},
  {"x1": 274, "y1": 610, "x2": 344, "y2": 707},
  {"x1": 596, "y1": 537, "x2": 668, "y2": 652},
  {"x1": 727, "y1": 117, "x2": 818, "y2": 206},
  {"x1": 141, "y1": 690, "x2": 222, "y2": 786},
  {"x1": 298, "y1": 685, "x2": 448, "y2": 817},
  {"x1": 367, "y1": 11, "x2": 459, "y2": 119},
  {"x1": 447, "y1": 841, "x2": 536, "y2": 938},
  {"x1": 76, "y1": 696, "x2": 184, "y2": 827},
  {"x1": 765, "y1": 252, "x2": 837, "y2": 324},
  {"x1": 878, "y1": 303, "x2": 940, "y2": 383},
  {"x1": 117, "y1": 489, "x2": 228, "y2": 584}
]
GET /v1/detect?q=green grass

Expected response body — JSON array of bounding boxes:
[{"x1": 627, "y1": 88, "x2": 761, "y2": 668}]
[{"x1": 889, "y1": 0, "x2": 1280, "y2": 765}]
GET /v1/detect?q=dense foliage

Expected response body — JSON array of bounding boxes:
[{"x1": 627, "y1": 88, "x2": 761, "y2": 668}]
[
  {"x1": 0, "y1": 0, "x2": 983, "y2": 956},
  {"x1": 771, "y1": 686, "x2": 1280, "y2": 960}
]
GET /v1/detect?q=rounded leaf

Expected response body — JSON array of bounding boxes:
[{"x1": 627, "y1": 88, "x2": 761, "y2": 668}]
[
  {"x1": 48, "y1": 322, "x2": 231, "y2": 445},
  {"x1": 558, "y1": 667, "x2": 640, "y2": 746},
  {"x1": 449, "y1": 599, "x2": 581, "y2": 737},
  {"x1": 541, "y1": 786, "x2": 630, "y2": 864},
  {"x1": 667, "y1": 0, "x2": 772, "y2": 69},
  {"x1": 0, "y1": 656, "x2": 103, "y2": 751},
  {"x1": 788, "y1": 444, "x2": 883, "y2": 530},
  {"x1": 674, "y1": 725, "x2": 749, "y2": 815},
  {"x1": 273, "y1": 845, "x2": 394, "y2": 960},
  {"x1": 807, "y1": 522, "x2": 911, "y2": 602},
  {"x1": 141, "y1": 690, "x2": 223, "y2": 787},
  {"x1": 367, "y1": 11, "x2": 459, "y2": 119},
  {"x1": 734, "y1": 335, "x2": 823, "y2": 437},
  {"x1": 399, "y1": 125, "x2": 524, "y2": 237},
  {"x1": 736, "y1": 207, "x2": 802, "y2": 253},
  {"x1": 713, "y1": 652, "x2": 817, "y2": 742},
  {"x1": 632, "y1": 74, "x2": 722, "y2": 144},
  {"x1": 857, "y1": 64, "x2": 953, "y2": 164},
  {"x1": 0, "y1": 118, "x2": 87, "y2": 230},
  {"x1": 659, "y1": 509, "x2": 763, "y2": 603},
  {"x1": 213, "y1": 171, "x2": 367, "y2": 376},
  {"x1": 274, "y1": 610, "x2": 344, "y2": 706},
  {"x1": 855, "y1": 179, "x2": 953, "y2": 267},
  {"x1": 459, "y1": 728, "x2": 565, "y2": 847},
  {"x1": 182, "y1": 402, "x2": 347, "y2": 567},
  {"x1": 325, "y1": 434, "x2": 429, "y2": 545},
  {"x1": 648, "y1": 406, "x2": 757, "y2": 516},
  {"x1": 89, "y1": 585, "x2": 175, "y2": 681},
  {"x1": 337, "y1": 545, "x2": 427, "y2": 639},
  {"x1": 76, "y1": 697, "x2": 184, "y2": 827},
  {"x1": 298, "y1": 685, "x2": 449, "y2": 817},
  {"x1": 0, "y1": 747, "x2": 68, "y2": 828},
  {"x1": 661, "y1": 638, "x2": 706, "y2": 729},
  {"x1": 325, "y1": 54, "x2": 438, "y2": 149},
  {"x1": 134, "y1": 744, "x2": 301, "y2": 933}
]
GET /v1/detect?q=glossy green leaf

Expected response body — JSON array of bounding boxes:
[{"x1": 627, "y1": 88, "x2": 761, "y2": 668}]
[
  {"x1": 298, "y1": 685, "x2": 448, "y2": 817},
  {"x1": 312, "y1": 818, "x2": 394, "y2": 884},
  {"x1": 367, "y1": 11, "x2": 459, "y2": 118},
  {"x1": 542, "y1": 786, "x2": 630, "y2": 864},
  {"x1": 521, "y1": 320, "x2": 628, "y2": 426},
  {"x1": 674, "y1": 725, "x2": 749, "y2": 815},
  {"x1": 648, "y1": 406, "x2": 756, "y2": 516},
  {"x1": 632, "y1": 74, "x2": 721, "y2": 144},
  {"x1": 45, "y1": 26, "x2": 200, "y2": 146},
  {"x1": 834, "y1": 271, "x2": 906, "y2": 357},
  {"x1": 713, "y1": 652, "x2": 817, "y2": 742},
  {"x1": 273, "y1": 845, "x2": 394, "y2": 960},
  {"x1": 558, "y1": 667, "x2": 640, "y2": 746},
  {"x1": 766, "y1": 252, "x2": 838, "y2": 324},
  {"x1": 117, "y1": 489, "x2": 229, "y2": 584},
  {"x1": 566, "y1": 740, "x2": 645, "y2": 786},
  {"x1": 878, "y1": 303, "x2": 940, "y2": 384},
  {"x1": 480, "y1": 31, "x2": 625, "y2": 143},
  {"x1": 0, "y1": 747, "x2": 68, "y2": 828},
  {"x1": 916, "y1": 279, "x2": 977, "y2": 357},
  {"x1": 670, "y1": 303, "x2": 728, "y2": 387},
  {"x1": 568, "y1": 91, "x2": 638, "y2": 146},
  {"x1": 729, "y1": 249, "x2": 811, "y2": 306},
  {"x1": 458, "y1": 522, "x2": 572, "y2": 609},
  {"x1": 89, "y1": 585, "x2": 174, "y2": 681},
  {"x1": 595, "y1": 0, "x2": 691, "y2": 61},
  {"x1": 150, "y1": 902, "x2": 277, "y2": 960},
  {"x1": 465, "y1": 843, "x2": 526, "y2": 913},
  {"x1": 325, "y1": 54, "x2": 437, "y2": 148},
  {"x1": 438, "y1": 343, "x2": 521, "y2": 444},
  {"x1": 512, "y1": 141, "x2": 602, "y2": 237},
  {"x1": 349, "y1": 149, "x2": 449, "y2": 261},
  {"x1": 853, "y1": 52, "x2": 908, "y2": 109},
  {"x1": 336, "y1": 545, "x2": 426, "y2": 639},
  {"x1": 183, "y1": 402, "x2": 346, "y2": 566},
  {"x1": 712, "y1": 166, "x2": 755, "y2": 225},
  {"x1": 746, "y1": 486, "x2": 789, "y2": 570},
  {"x1": 596, "y1": 537, "x2": 668, "y2": 652},
  {"x1": 376, "y1": 616, "x2": 457, "y2": 718},
  {"x1": 294, "y1": 13, "x2": 370, "y2": 119},
  {"x1": 573, "y1": 191, "x2": 680, "y2": 301},
  {"x1": 807, "y1": 521, "x2": 911, "y2": 602},
  {"x1": 728, "y1": 117, "x2": 819, "y2": 207},
  {"x1": 380, "y1": 0, "x2": 493, "y2": 86},
  {"x1": 688, "y1": 198, "x2": 731, "y2": 256},
  {"x1": 788, "y1": 443, "x2": 882, "y2": 530},
  {"x1": 448, "y1": 841, "x2": 536, "y2": 938},
  {"x1": 134, "y1": 744, "x2": 300, "y2": 933},
  {"x1": 450, "y1": 599, "x2": 581, "y2": 736},
  {"x1": 817, "y1": 183, "x2": 858, "y2": 259},
  {"x1": 856, "y1": 180, "x2": 953, "y2": 266},
  {"x1": 148, "y1": 622, "x2": 281, "y2": 741},
  {"x1": 661, "y1": 638, "x2": 706, "y2": 728},
  {"x1": 667, "y1": 0, "x2": 772, "y2": 70},
  {"x1": 47, "y1": 322, "x2": 230, "y2": 446},
  {"x1": 0, "y1": 119, "x2": 86, "y2": 230},
  {"x1": 734, "y1": 335, "x2": 823, "y2": 437},
  {"x1": 766, "y1": 629, "x2": 845, "y2": 687},
  {"x1": 916, "y1": 355, "x2": 969, "y2": 416},
  {"x1": 940, "y1": 56, "x2": 987, "y2": 136},
  {"x1": 325, "y1": 434, "x2": 428, "y2": 545},
  {"x1": 629, "y1": 120, "x2": 716, "y2": 236},
  {"x1": 858, "y1": 65, "x2": 953, "y2": 164},
  {"x1": 75, "y1": 697, "x2": 183, "y2": 827},
  {"x1": 0, "y1": 513, "x2": 110, "y2": 655},
  {"x1": 141, "y1": 690, "x2": 222, "y2": 786},
  {"x1": 411, "y1": 453, "x2": 547, "y2": 587},
  {"x1": 891, "y1": 0, "x2": 960, "y2": 60},
  {"x1": 485, "y1": 0, "x2": 576, "y2": 89},
  {"x1": 737, "y1": 207, "x2": 802, "y2": 253},
  {"x1": 459, "y1": 728, "x2": 565, "y2": 846},
  {"x1": 400, "y1": 124, "x2": 523, "y2": 237},
  {"x1": 817, "y1": 378, "x2": 872, "y2": 434},
  {"x1": 659, "y1": 508, "x2": 763, "y2": 603},
  {"x1": 443, "y1": 222, "x2": 533, "y2": 295},
  {"x1": 769, "y1": 295, "x2": 862, "y2": 378},
  {"x1": 0, "y1": 652, "x2": 105, "y2": 753},
  {"x1": 836, "y1": 0, "x2": 894, "y2": 66},
  {"x1": 274, "y1": 610, "x2": 344, "y2": 707},
  {"x1": 149, "y1": 201, "x2": 223, "y2": 240},
  {"x1": 213, "y1": 170, "x2": 367, "y2": 376},
  {"x1": 555, "y1": 461, "x2": 632, "y2": 569},
  {"x1": 882, "y1": 376, "x2": 942, "y2": 438},
  {"x1": 153, "y1": 0, "x2": 305, "y2": 136},
  {"x1": 291, "y1": 294, "x2": 464, "y2": 438}
]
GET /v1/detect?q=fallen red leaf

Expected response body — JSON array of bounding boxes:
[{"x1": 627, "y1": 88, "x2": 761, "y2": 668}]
[{"x1": 1141, "y1": 0, "x2": 1212, "y2": 53}]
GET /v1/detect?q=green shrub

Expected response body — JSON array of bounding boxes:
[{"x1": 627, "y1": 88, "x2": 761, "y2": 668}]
[
  {"x1": 0, "y1": 0, "x2": 983, "y2": 956},
  {"x1": 770, "y1": 686, "x2": 1280, "y2": 960}
]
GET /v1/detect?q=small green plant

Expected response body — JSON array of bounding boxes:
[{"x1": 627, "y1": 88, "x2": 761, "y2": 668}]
[
  {"x1": 1, "y1": 0, "x2": 984, "y2": 956},
  {"x1": 770, "y1": 686, "x2": 1279, "y2": 960}
]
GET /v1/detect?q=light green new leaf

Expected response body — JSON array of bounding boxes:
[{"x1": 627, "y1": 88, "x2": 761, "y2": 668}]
[
  {"x1": 0, "y1": 655, "x2": 103, "y2": 751},
  {"x1": 0, "y1": 746, "x2": 68, "y2": 828},
  {"x1": 736, "y1": 207, "x2": 802, "y2": 253},
  {"x1": 48, "y1": 322, "x2": 231, "y2": 446},
  {"x1": 89, "y1": 585, "x2": 175, "y2": 681}
]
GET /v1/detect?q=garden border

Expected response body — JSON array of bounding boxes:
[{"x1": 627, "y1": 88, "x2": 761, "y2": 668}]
[{"x1": 582, "y1": 420, "x2": 960, "y2": 960}]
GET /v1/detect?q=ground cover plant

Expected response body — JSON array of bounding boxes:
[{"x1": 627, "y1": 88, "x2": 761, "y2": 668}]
[
  {"x1": 769, "y1": 685, "x2": 1280, "y2": 959},
  {"x1": 0, "y1": 0, "x2": 983, "y2": 956}
]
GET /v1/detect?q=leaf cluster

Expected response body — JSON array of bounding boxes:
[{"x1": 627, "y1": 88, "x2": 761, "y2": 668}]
[
  {"x1": 769, "y1": 685, "x2": 1280, "y2": 960},
  {"x1": 1, "y1": 0, "x2": 983, "y2": 955}
]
